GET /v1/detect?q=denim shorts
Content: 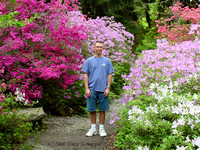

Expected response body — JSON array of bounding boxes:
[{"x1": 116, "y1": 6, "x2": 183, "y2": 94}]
[{"x1": 87, "y1": 90, "x2": 109, "y2": 112}]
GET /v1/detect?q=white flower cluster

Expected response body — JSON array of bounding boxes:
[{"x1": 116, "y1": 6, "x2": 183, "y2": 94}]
[
  {"x1": 138, "y1": 145, "x2": 149, "y2": 150},
  {"x1": 176, "y1": 136, "x2": 200, "y2": 150},
  {"x1": 176, "y1": 145, "x2": 188, "y2": 150},
  {"x1": 150, "y1": 79, "x2": 174, "y2": 102},
  {"x1": 128, "y1": 73, "x2": 200, "y2": 149},
  {"x1": 14, "y1": 88, "x2": 29, "y2": 105},
  {"x1": 128, "y1": 105, "x2": 152, "y2": 126}
]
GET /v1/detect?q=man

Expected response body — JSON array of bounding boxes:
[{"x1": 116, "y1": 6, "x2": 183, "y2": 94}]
[{"x1": 82, "y1": 41, "x2": 114, "y2": 137}]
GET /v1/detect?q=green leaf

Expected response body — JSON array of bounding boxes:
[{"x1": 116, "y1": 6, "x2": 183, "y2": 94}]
[{"x1": 10, "y1": 0, "x2": 16, "y2": 4}]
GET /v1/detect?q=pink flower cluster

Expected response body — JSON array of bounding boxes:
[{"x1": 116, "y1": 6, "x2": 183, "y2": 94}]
[
  {"x1": 67, "y1": 11, "x2": 135, "y2": 63},
  {"x1": 120, "y1": 38, "x2": 200, "y2": 104},
  {"x1": 0, "y1": 0, "x2": 88, "y2": 102},
  {"x1": 65, "y1": 11, "x2": 135, "y2": 100},
  {"x1": 0, "y1": 78, "x2": 6, "y2": 111},
  {"x1": 156, "y1": 2, "x2": 200, "y2": 43}
]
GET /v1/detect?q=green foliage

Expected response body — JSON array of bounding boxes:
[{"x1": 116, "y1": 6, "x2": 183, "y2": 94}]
[
  {"x1": 111, "y1": 62, "x2": 131, "y2": 99},
  {"x1": 134, "y1": 27, "x2": 158, "y2": 52},
  {"x1": 0, "y1": 11, "x2": 37, "y2": 28},
  {"x1": 36, "y1": 79, "x2": 86, "y2": 116},
  {"x1": 0, "y1": 93, "x2": 18, "y2": 109},
  {"x1": 0, "y1": 111, "x2": 41, "y2": 150},
  {"x1": 174, "y1": 74, "x2": 200, "y2": 95},
  {"x1": 0, "y1": 80, "x2": 41, "y2": 150}
]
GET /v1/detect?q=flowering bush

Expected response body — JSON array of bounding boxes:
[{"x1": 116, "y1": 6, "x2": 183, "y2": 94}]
[
  {"x1": 120, "y1": 37, "x2": 200, "y2": 104},
  {"x1": 0, "y1": 0, "x2": 87, "y2": 103},
  {"x1": 156, "y1": 2, "x2": 200, "y2": 43},
  {"x1": 113, "y1": 73, "x2": 200, "y2": 149},
  {"x1": 111, "y1": 2, "x2": 200, "y2": 149},
  {"x1": 68, "y1": 11, "x2": 135, "y2": 98},
  {"x1": 0, "y1": 0, "x2": 135, "y2": 115}
]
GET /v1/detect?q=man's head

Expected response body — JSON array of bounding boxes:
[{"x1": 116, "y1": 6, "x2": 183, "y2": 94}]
[{"x1": 94, "y1": 41, "x2": 104, "y2": 57}]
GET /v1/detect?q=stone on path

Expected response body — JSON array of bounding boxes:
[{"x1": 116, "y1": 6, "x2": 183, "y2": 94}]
[{"x1": 17, "y1": 107, "x2": 47, "y2": 122}]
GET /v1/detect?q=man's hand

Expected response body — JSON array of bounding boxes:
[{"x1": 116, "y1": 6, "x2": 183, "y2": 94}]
[
  {"x1": 104, "y1": 88, "x2": 110, "y2": 97},
  {"x1": 85, "y1": 89, "x2": 91, "y2": 97}
]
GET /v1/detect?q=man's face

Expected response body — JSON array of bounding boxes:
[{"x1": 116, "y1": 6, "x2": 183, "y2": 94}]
[{"x1": 94, "y1": 43, "x2": 103, "y2": 55}]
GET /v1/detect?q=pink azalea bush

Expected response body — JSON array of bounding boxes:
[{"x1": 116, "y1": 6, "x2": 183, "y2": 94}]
[
  {"x1": 120, "y1": 37, "x2": 200, "y2": 104},
  {"x1": 0, "y1": 0, "x2": 88, "y2": 103},
  {"x1": 54, "y1": 12, "x2": 135, "y2": 114},
  {"x1": 0, "y1": 1, "x2": 135, "y2": 115},
  {"x1": 68, "y1": 11, "x2": 135, "y2": 98},
  {"x1": 68, "y1": 11, "x2": 134, "y2": 61},
  {"x1": 156, "y1": 2, "x2": 200, "y2": 43},
  {"x1": 0, "y1": 78, "x2": 6, "y2": 115},
  {"x1": 0, "y1": 12, "x2": 37, "y2": 114}
]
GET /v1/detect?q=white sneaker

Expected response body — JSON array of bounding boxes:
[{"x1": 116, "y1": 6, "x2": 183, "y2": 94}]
[
  {"x1": 86, "y1": 128, "x2": 97, "y2": 137},
  {"x1": 99, "y1": 128, "x2": 107, "y2": 137}
]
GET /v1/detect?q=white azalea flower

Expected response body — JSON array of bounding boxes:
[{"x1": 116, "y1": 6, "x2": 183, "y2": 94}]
[
  {"x1": 173, "y1": 129, "x2": 178, "y2": 134},
  {"x1": 143, "y1": 146, "x2": 149, "y2": 150},
  {"x1": 193, "y1": 93, "x2": 198, "y2": 100},
  {"x1": 192, "y1": 137, "x2": 200, "y2": 147},
  {"x1": 138, "y1": 146, "x2": 142, "y2": 150},
  {"x1": 176, "y1": 145, "x2": 188, "y2": 150},
  {"x1": 185, "y1": 136, "x2": 190, "y2": 143},
  {"x1": 172, "y1": 121, "x2": 178, "y2": 129}
]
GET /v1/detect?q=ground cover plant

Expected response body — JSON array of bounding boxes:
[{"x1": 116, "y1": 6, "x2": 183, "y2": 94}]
[
  {"x1": 0, "y1": 78, "x2": 41, "y2": 149},
  {"x1": 111, "y1": 2, "x2": 200, "y2": 150}
]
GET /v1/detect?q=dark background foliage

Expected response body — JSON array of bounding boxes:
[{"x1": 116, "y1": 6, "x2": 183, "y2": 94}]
[{"x1": 78, "y1": 0, "x2": 200, "y2": 52}]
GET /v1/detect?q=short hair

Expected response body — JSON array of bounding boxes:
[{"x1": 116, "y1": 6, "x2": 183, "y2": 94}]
[{"x1": 95, "y1": 41, "x2": 103, "y2": 44}]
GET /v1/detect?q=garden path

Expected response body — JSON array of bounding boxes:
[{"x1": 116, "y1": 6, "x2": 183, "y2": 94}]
[{"x1": 30, "y1": 98, "x2": 122, "y2": 150}]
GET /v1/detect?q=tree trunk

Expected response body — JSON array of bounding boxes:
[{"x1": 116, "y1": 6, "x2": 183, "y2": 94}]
[{"x1": 145, "y1": 4, "x2": 151, "y2": 28}]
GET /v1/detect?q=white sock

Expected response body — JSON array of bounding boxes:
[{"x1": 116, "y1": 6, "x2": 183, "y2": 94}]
[
  {"x1": 99, "y1": 124, "x2": 104, "y2": 129},
  {"x1": 91, "y1": 124, "x2": 96, "y2": 129}
]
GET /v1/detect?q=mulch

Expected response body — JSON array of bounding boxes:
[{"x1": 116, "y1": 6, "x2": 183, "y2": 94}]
[{"x1": 104, "y1": 131, "x2": 119, "y2": 150}]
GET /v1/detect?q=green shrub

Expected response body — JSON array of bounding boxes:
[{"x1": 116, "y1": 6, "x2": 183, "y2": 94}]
[
  {"x1": 111, "y1": 61, "x2": 131, "y2": 99},
  {"x1": 0, "y1": 110, "x2": 40, "y2": 150},
  {"x1": 35, "y1": 79, "x2": 86, "y2": 116},
  {"x1": 0, "y1": 81, "x2": 41, "y2": 150}
]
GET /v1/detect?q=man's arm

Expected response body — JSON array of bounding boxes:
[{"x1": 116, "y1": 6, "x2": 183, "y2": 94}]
[
  {"x1": 84, "y1": 73, "x2": 91, "y2": 97},
  {"x1": 104, "y1": 74, "x2": 112, "y2": 97}
]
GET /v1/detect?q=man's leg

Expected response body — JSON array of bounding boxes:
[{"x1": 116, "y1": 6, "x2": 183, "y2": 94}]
[
  {"x1": 90, "y1": 111, "x2": 96, "y2": 124},
  {"x1": 99, "y1": 111, "x2": 107, "y2": 137},
  {"x1": 86, "y1": 91, "x2": 97, "y2": 136},
  {"x1": 86, "y1": 111, "x2": 97, "y2": 136},
  {"x1": 98, "y1": 92, "x2": 109, "y2": 137},
  {"x1": 99, "y1": 111, "x2": 105, "y2": 124}
]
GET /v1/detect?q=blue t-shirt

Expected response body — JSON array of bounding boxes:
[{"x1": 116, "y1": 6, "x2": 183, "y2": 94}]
[{"x1": 82, "y1": 56, "x2": 114, "y2": 92}]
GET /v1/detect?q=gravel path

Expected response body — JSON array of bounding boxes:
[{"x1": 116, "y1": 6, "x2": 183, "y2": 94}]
[{"x1": 30, "y1": 98, "x2": 122, "y2": 150}]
